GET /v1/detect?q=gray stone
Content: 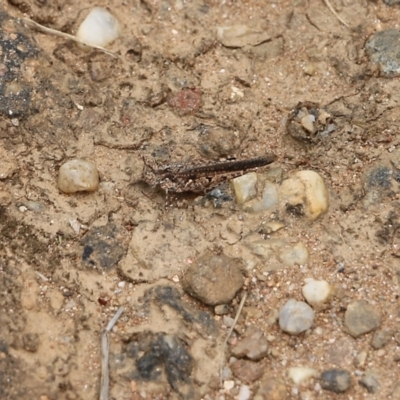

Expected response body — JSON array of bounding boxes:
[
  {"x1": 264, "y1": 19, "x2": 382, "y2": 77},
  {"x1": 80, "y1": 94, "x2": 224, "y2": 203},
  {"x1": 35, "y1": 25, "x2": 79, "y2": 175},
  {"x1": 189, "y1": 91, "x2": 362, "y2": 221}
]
[
  {"x1": 371, "y1": 329, "x2": 392, "y2": 349},
  {"x1": 359, "y1": 371, "x2": 380, "y2": 394},
  {"x1": 230, "y1": 326, "x2": 269, "y2": 361},
  {"x1": 344, "y1": 300, "x2": 381, "y2": 338},
  {"x1": 366, "y1": 29, "x2": 400, "y2": 76},
  {"x1": 279, "y1": 299, "x2": 314, "y2": 335},
  {"x1": 182, "y1": 253, "x2": 244, "y2": 306},
  {"x1": 320, "y1": 369, "x2": 351, "y2": 393}
]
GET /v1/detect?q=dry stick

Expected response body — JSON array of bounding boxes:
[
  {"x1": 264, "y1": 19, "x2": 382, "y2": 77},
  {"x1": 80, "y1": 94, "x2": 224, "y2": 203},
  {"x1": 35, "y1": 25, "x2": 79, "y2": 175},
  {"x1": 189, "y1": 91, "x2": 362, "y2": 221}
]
[
  {"x1": 322, "y1": 0, "x2": 350, "y2": 28},
  {"x1": 99, "y1": 307, "x2": 124, "y2": 400},
  {"x1": 22, "y1": 18, "x2": 118, "y2": 58},
  {"x1": 220, "y1": 291, "x2": 247, "y2": 385}
]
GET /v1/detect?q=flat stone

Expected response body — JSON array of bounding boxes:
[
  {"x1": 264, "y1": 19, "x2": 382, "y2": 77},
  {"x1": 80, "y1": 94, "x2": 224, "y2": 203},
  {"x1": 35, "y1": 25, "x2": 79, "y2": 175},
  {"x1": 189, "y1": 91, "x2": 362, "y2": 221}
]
[
  {"x1": 230, "y1": 359, "x2": 265, "y2": 383},
  {"x1": 371, "y1": 329, "x2": 392, "y2": 349},
  {"x1": 344, "y1": 300, "x2": 381, "y2": 338},
  {"x1": 230, "y1": 326, "x2": 269, "y2": 361},
  {"x1": 183, "y1": 253, "x2": 244, "y2": 306},
  {"x1": 359, "y1": 370, "x2": 380, "y2": 394},
  {"x1": 254, "y1": 376, "x2": 287, "y2": 400},
  {"x1": 320, "y1": 369, "x2": 351, "y2": 393},
  {"x1": 231, "y1": 172, "x2": 258, "y2": 204}
]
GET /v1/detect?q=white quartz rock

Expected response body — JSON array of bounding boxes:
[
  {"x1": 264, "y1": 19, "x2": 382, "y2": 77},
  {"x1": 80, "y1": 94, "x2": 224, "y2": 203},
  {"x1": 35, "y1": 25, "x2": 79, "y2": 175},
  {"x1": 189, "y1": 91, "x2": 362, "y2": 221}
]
[
  {"x1": 58, "y1": 159, "x2": 99, "y2": 193},
  {"x1": 302, "y1": 278, "x2": 335, "y2": 310}
]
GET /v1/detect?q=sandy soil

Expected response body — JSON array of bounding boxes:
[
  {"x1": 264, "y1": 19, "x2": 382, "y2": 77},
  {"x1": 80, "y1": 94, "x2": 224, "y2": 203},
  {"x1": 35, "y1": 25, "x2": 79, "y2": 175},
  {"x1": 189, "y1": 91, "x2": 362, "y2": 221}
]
[{"x1": 1, "y1": 0, "x2": 400, "y2": 399}]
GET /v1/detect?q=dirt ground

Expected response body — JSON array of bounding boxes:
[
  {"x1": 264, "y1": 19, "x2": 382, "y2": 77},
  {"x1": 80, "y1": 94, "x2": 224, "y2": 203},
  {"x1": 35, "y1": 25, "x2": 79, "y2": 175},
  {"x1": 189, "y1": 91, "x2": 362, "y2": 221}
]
[{"x1": 2, "y1": 0, "x2": 400, "y2": 399}]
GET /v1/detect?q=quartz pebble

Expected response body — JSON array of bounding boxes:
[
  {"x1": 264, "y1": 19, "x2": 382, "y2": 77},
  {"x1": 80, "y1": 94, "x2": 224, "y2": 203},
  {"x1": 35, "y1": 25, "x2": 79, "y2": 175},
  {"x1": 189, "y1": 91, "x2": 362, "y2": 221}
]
[
  {"x1": 302, "y1": 278, "x2": 335, "y2": 310},
  {"x1": 279, "y1": 170, "x2": 329, "y2": 220},
  {"x1": 76, "y1": 7, "x2": 122, "y2": 49},
  {"x1": 288, "y1": 367, "x2": 318, "y2": 385},
  {"x1": 344, "y1": 300, "x2": 381, "y2": 338},
  {"x1": 58, "y1": 159, "x2": 99, "y2": 194},
  {"x1": 320, "y1": 369, "x2": 351, "y2": 393},
  {"x1": 231, "y1": 172, "x2": 258, "y2": 204},
  {"x1": 279, "y1": 299, "x2": 314, "y2": 335},
  {"x1": 237, "y1": 384, "x2": 251, "y2": 400}
]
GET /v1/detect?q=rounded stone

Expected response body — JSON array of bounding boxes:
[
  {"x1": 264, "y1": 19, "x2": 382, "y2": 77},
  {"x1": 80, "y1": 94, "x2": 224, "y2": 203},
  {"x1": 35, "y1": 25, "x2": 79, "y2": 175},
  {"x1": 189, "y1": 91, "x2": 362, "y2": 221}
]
[
  {"x1": 302, "y1": 278, "x2": 335, "y2": 310},
  {"x1": 279, "y1": 299, "x2": 314, "y2": 335},
  {"x1": 344, "y1": 300, "x2": 381, "y2": 338},
  {"x1": 58, "y1": 159, "x2": 99, "y2": 194},
  {"x1": 182, "y1": 253, "x2": 244, "y2": 306},
  {"x1": 320, "y1": 369, "x2": 351, "y2": 393}
]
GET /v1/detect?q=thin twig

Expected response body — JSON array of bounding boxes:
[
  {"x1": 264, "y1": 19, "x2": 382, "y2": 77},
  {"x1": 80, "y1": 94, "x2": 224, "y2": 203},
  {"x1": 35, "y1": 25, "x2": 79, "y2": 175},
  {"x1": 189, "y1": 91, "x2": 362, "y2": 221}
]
[
  {"x1": 22, "y1": 18, "x2": 118, "y2": 58},
  {"x1": 100, "y1": 307, "x2": 124, "y2": 400},
  {"x1": 220, "y1": 292, "x2": 247, "y2": 384},
  {"x1": 322, "y1": 0, "x2": 349, "y2": 28}
]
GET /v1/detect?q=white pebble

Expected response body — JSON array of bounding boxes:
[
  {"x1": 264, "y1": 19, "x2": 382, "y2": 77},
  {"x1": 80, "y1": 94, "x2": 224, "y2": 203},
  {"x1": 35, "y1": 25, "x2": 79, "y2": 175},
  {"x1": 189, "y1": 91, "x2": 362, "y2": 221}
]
[
  {"x1": 58, "y1": 159, "x2": 99, "y2": 194},
  {"x1": 237, "y1": 385, "x2": 251, "y2": 400},
  {"x1": 302, "y1": 278, "x2": 335, "y2": 309},
  {"x1": 261, "y1": 181, "x2": 279, "y2": 209},
  {"x1": 288, "y1": 366, "x2": 318, "y2": 384},
  {"x1": 231, "y1": 172, "x2": 258, "y2": 204},
  {"x1": 76, "y1": 7, "x2": 122, "y2": 49},
  {"x1": 223, "y1": 380, "x2": 235, "y2": 391},
  {"x1": 279, "y1": 299, "x2": 314, "y2": 335},
  {"x1": 280, "y1": 241, "x2": 309, "y2": 266}
]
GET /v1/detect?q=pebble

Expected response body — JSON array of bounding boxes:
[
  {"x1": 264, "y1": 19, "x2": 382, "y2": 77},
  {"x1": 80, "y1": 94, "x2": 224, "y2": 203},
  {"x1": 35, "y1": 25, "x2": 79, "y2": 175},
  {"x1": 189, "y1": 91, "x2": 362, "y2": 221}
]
[
  {"x1": 237, "y1": 385, "x2": 251, "y2": 400},
  {"x1": 0, "y1": 190, "x2": 12, "y2": 206},
  {"x1": 76, "y1": 7, "x2": 122, "y2": 49},
  {"x1": 288, "y1": 367, "x2": 318, "y2": 385},
  {"x1": 214, "y1": 304, "x2": 230, "y2": 315},
  {"x1": 58, "y1": 159, "x2": 99, "y2": 194},
  {"x1": 230, "y1": 359, "x2": 265, "y2": 383},
  {"x1": 254, "y1": 377, "x2": 287, "y2": 400},
  {"x1": 230, "y1": 326, "x2": 269, "y2": 361},
  {"x1": 371, "y1": 329, "x2": 392, "y2": 349},
  {"x1": 344, "y1": 300, "x2": 382, "y2": 338},
  {"x1": 359, "y1": 370, "x2": 380, "y2": 393},
  {"x1": 320, "y1": 369, "x2": 351, "y2": 393},
  {"x1": 243, "y1": 181, "x2": 279, "y2": 213},
  {"x1": 224, "y1": 380, "x2": 235, "y2": 391},
  {"x1": 182, "y1": 253, "x2": 244, "y2": 306},
  {"x1": 231, "y1": 172, "x2": 258, "y2": 204},
  {"x1": 365, "y1": 29, "x2": 400, "y2": 77},
  {"x1": 217, "y1": 25, "x2": 272, "y2": 48},
  {"x1": 302, "y1": 279, "x2": 335, "y2": 310},
  {"x1": 247, "y1": 239, "x2": 309, "y2": 269},
  {"x1": 279, "y1": 170, "x2": 329, "y2": 220},
  {"x1": 279, "y1": 299, "x2": 314, "y2": 335}
]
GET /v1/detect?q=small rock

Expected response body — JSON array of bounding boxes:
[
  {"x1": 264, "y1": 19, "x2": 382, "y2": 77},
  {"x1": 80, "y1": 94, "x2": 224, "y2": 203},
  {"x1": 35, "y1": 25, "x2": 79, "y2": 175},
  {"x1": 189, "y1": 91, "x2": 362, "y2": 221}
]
[
  {"x1": 182, "y1": 253, "x2": 244, "y2": 306},
  {"x1": 237, "y1": 384, "x2": 251, "y2": 400},
  {"x1": 231, "y1": 359, "x2": 264, "y2": 383},
  {"x1": 371, "y1": 329, "x2": 392, "y2": 349},
  {"x1": 279, "y1": 299, "x2": 314, "y2": 335},
  {"x1": 288, "y1": 367, "x2": 318, "y2": 385},
  {"x1": 344, "y1": 300, "x2": 381, "y2": 338},
  {"x1": 359, "y1": 370, "x2": 380, "y2": 393},
  {"x1": 366, "y1": 29, "x2": 400, "y2": 77},
  {"x1": 354, "y1": 351, "x2": 368, "y2": 368},
  {"x1": 320, "y1": 369, "x2": 351, "y2": 393},
  {"x1": 58, "y1": 159, "x2": 99, "y2": 194},
  {"x1": 217, "y1": 25, "x2": 272, "y2": 48},
  {"x1": 302, "y1": 278, "x2": 335, "y2": 310},
  {"x1": 215, "y1": 304, "x2": 230, "y2": 315},
  {"x1": 231, "y1": 172, "x2": 258, "y2": 204},
  {"x1": 230, "y1": 326, "x2": 269, "y2": 361},
  {"x1": 224, "y1": 380, "x2": 235, "y2": 391},
  {"x1": 76, "y1": 7, "x2": 122, "y2": 49},
  {"x1": 254, "y1": 377, "x2": 287, "y2": 400},
  {"x1": 279, "y1": 170, "x2": 329, "y2": 220},
  {"x1": 280, "y1": 241, "x2": 309, "y2": 267}
]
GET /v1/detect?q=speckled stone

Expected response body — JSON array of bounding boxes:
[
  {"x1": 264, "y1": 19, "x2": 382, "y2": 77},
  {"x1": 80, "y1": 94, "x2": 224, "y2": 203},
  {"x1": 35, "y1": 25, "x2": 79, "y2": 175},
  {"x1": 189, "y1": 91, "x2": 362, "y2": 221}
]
[
  {"x1": 230, "y1": 359, "x2": 265, "y2": 383},
  {"x1": 320, "y1": 369, "x2": 351, "y2": 393},
  {"x1": 230, "y1": 326, "x2": 269, "y2": 361},
  {"x1": 182, "y1": 253, "x2": 244, "y2": 306},
  {"x1": 344, "y1": 300, "x2": 381, "y2": 338},
  {"x1": 254, "y1": 376, "x2": 287, "y2": 400}
]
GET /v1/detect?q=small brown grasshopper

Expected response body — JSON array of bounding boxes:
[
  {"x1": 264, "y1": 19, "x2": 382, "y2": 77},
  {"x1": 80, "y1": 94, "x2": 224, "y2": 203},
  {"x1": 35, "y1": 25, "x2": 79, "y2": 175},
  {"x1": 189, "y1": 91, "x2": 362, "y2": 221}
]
[{"x1": 141, "y1": 154, "x2": 277, "y2": 194}]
